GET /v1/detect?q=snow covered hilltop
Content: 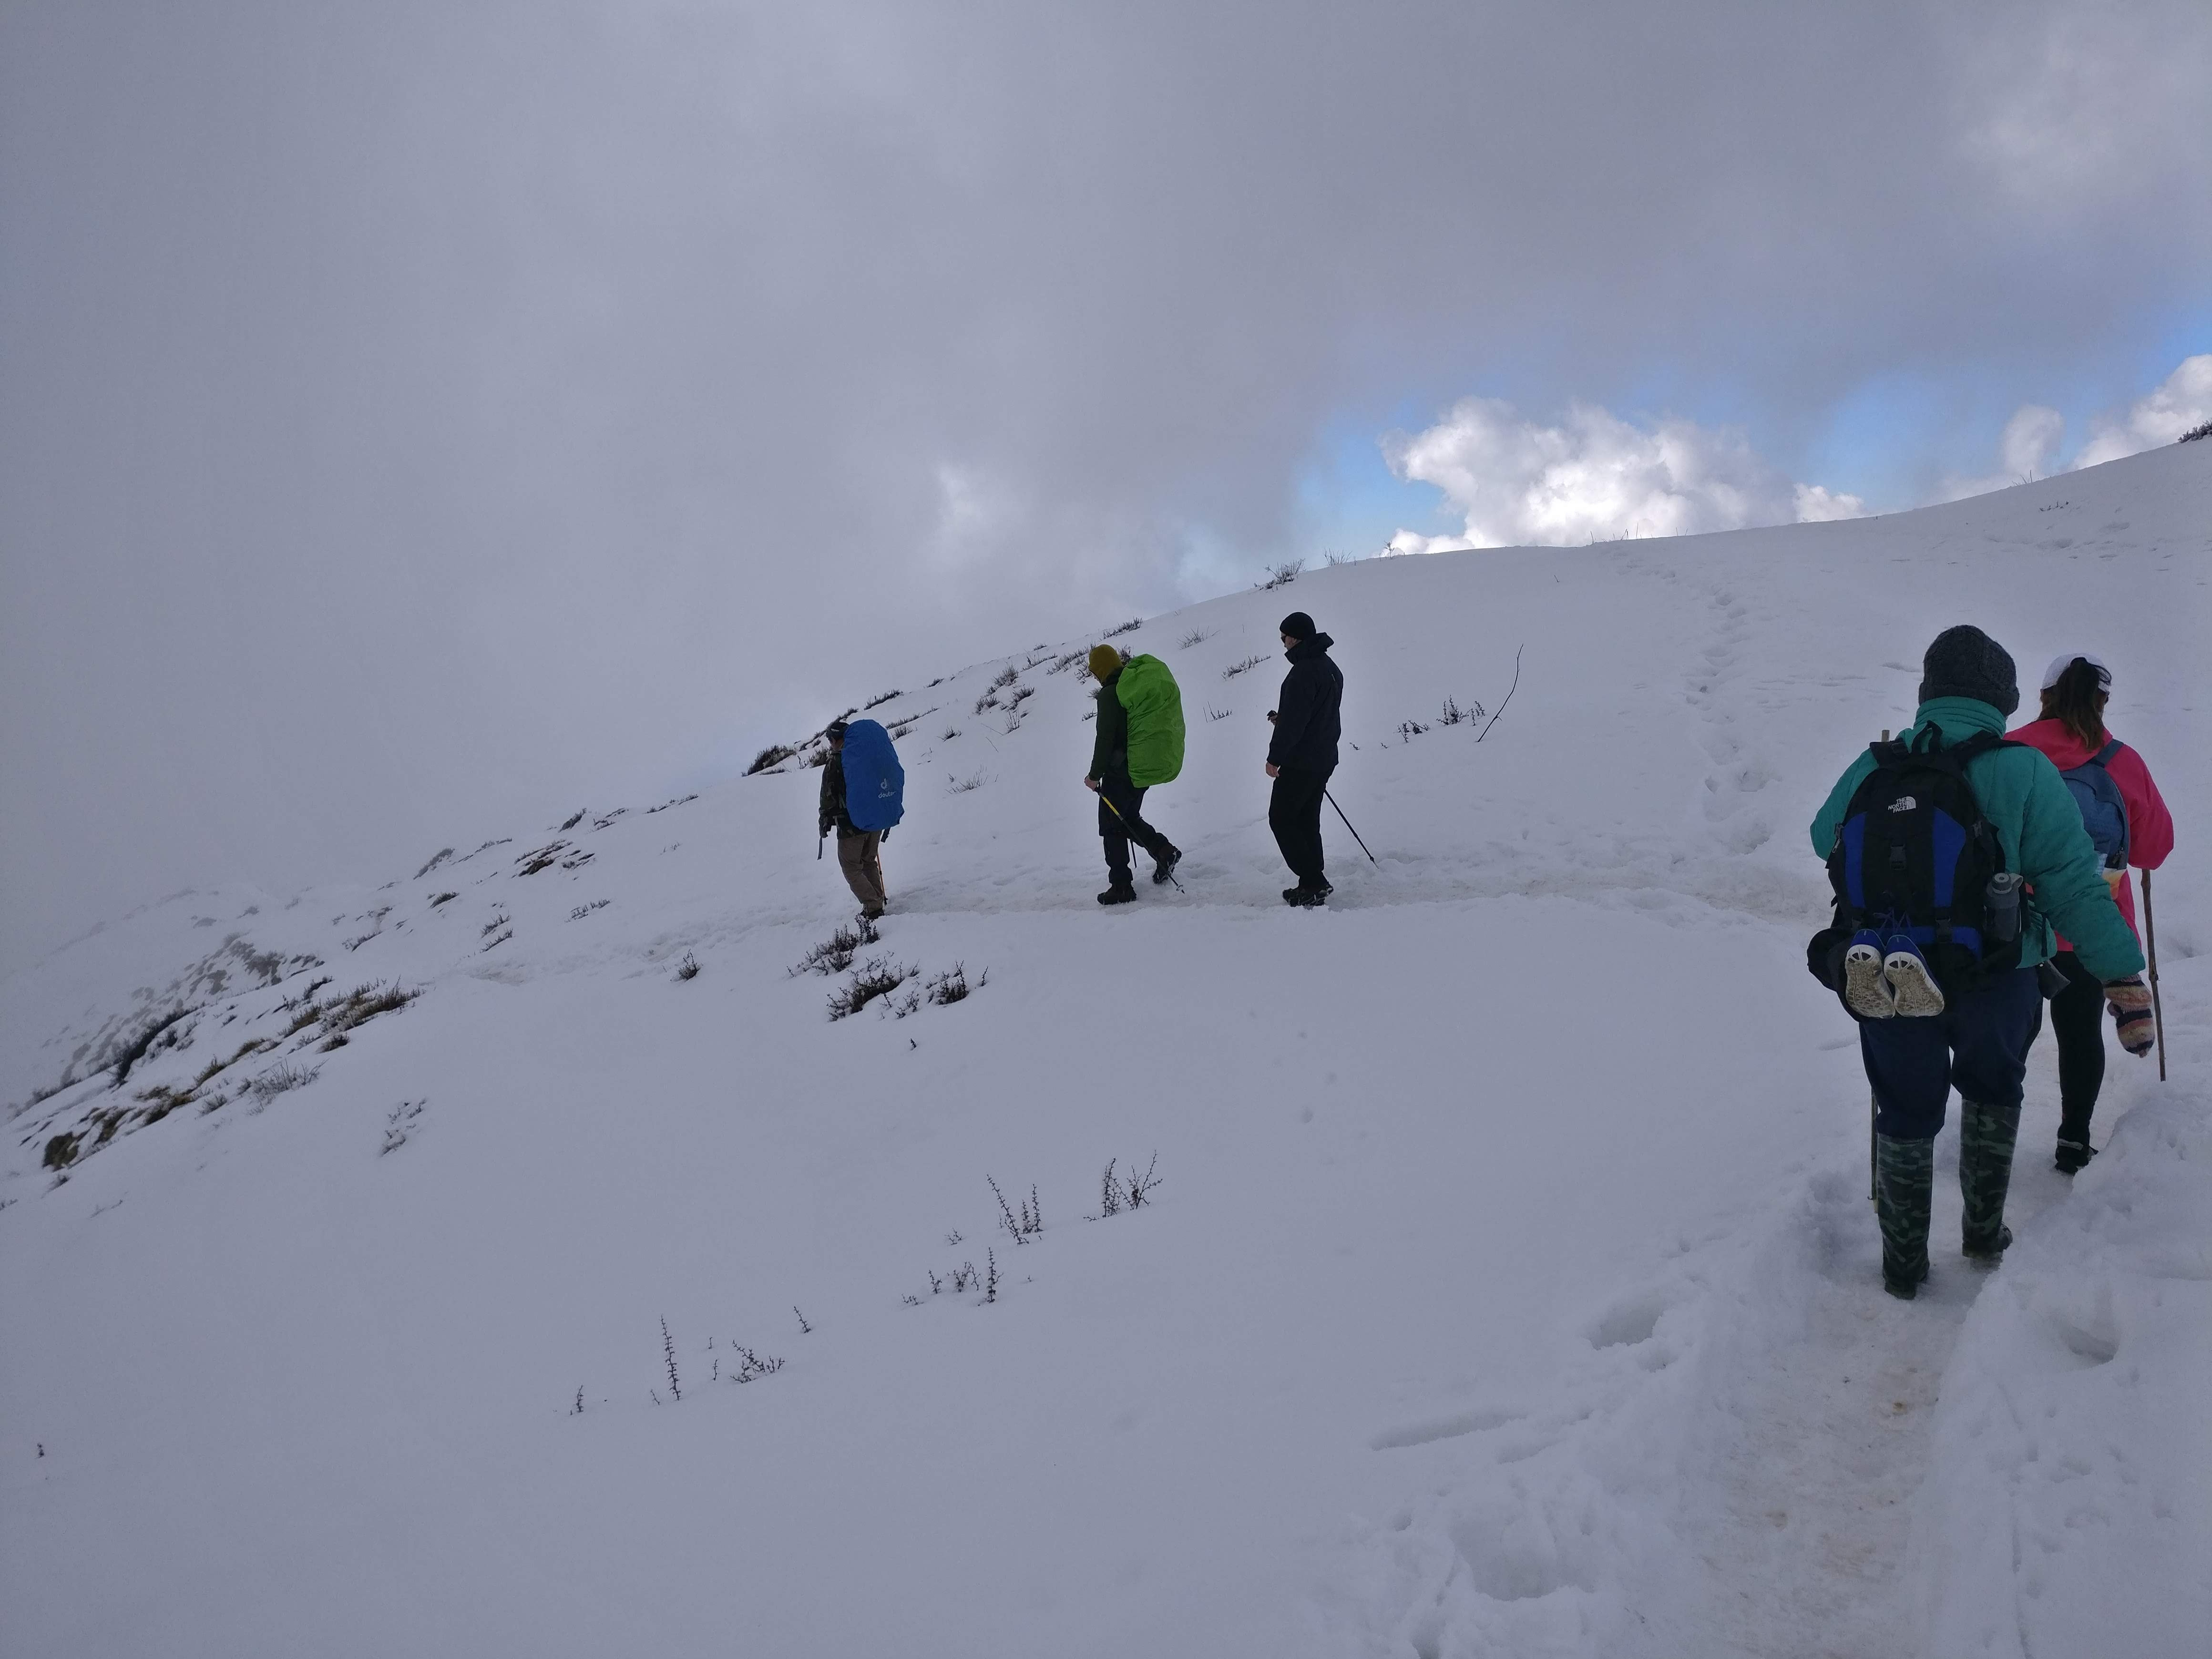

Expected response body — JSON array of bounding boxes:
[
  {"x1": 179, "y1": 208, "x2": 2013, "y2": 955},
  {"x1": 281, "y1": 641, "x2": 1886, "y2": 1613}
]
[{"x1": 4, "y1": 443, "x2": 2207, "y2": 1658}]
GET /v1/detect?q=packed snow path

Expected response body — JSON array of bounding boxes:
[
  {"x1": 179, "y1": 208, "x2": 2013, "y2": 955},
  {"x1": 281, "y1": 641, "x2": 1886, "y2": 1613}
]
[{"x1": 4, "y1": 445, "x2": 2207, "y2": 1657}]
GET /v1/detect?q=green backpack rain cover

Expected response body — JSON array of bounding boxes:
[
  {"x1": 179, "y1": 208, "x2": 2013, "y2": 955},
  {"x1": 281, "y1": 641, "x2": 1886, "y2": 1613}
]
[{"x1": 1116, "y1": 654, "x2": 1185, "y2": 787}]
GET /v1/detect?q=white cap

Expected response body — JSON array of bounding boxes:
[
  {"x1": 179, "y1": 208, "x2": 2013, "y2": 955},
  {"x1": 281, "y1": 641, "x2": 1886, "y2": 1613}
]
[{"x1": 2041, "y1": 652, "x2": 2111, "y2": 692}]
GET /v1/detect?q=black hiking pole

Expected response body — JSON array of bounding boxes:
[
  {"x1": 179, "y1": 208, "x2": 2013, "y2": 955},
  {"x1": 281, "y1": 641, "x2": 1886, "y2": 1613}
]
[
  {"x1": 1097, "y1": 789, "x2": 1184, "y2": 892},
  {"x1": 2143, "y1": 868, "x2": 2167, "y2": 1082},
  {"x1": 1871, "y1": 728, "x2": 1888, "y2": 1204},
  {"x1": 1325, "y1": 789, "x2": 1379, "y2": 866}
]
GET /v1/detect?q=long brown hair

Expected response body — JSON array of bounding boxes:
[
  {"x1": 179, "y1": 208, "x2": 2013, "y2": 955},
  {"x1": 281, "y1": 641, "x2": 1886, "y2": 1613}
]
[{"x1": 2038, "y1": 657, "x2": 2109, "y2": 748}]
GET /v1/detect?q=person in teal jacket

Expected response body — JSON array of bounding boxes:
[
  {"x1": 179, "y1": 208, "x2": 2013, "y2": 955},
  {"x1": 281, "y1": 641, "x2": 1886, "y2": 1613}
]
[{"x1": 1810, "y1": 625, "x2": 2149, "y2": 1299}]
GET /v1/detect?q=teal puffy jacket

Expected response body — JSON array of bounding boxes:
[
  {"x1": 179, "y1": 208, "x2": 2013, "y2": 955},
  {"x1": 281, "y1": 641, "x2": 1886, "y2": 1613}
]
[{"x1": 1810, "y1": 696, "x2": 2145, "y2": 982}]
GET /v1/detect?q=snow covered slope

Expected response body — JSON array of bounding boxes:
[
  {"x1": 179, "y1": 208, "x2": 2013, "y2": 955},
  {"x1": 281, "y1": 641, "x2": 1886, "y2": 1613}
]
[{"x1": 3, "y1": 443, "x2": 2207, "y2": 1658}]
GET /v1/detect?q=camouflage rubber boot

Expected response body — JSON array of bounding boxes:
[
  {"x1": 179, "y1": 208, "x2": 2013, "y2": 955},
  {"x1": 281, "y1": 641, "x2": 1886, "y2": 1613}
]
[
  {"x1": 1874, "y1": 1133, "x2": 1935, "y2": 1299},
  {"x1": 1959, "y1": 1098, "x2": 2022, "y2": 1260}
]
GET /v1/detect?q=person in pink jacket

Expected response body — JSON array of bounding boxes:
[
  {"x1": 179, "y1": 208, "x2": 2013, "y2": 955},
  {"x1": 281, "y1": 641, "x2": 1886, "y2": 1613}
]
[{"x1": 2011, "y1": 653, "x2": 2175, "y2": 1171}]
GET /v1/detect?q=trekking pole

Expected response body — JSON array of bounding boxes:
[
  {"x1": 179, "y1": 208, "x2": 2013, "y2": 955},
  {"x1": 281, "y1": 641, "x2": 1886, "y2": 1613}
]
[
  {"x1": 2143, "y1": 867, "x2": 2167, "y2": 1082},
  {"x1": 1324, "y1": 789, "x2": 1379, "y2": 865},
  {"x1": 1097, "y1": 789, "x2": 1184, "y2": 892},
  {"x1": 1872, "y1": 726, "x2": 1887, "y2": 1204}
]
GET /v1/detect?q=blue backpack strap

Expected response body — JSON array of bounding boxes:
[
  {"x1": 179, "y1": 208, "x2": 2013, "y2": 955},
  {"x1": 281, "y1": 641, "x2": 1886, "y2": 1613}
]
[{"x1": 2089, "y1": 738, "x2": 2123, "y2": 769}]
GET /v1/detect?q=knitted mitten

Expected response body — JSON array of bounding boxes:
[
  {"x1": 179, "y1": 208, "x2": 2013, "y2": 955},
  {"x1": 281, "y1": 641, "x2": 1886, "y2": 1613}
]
[{"x1": 2105, "y1": 979, "x2": 2154, "y2": 1057}]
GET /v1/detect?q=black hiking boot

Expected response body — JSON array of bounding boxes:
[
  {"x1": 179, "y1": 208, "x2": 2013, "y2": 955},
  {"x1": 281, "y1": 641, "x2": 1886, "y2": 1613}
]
[
  {"x1": 1097, "y1": 882, "x2": 1137, "y2": 906},
  {"x1": 2053, "y1": 1137, "x2": 2097, "y2": 1175},
  {"x1": 1282, "y1": 881, "x2": 1332, "y2": 907},
  {"x1": 1875, "y1": 1133, "x2": 1935, "y2": 1299},
  {"x1": 1151, "y1": 845, "x2": 1182, "y2": 885},
  {"x1": 1959, "y1": 1099, "x2": 2022, "y2": 1260}
]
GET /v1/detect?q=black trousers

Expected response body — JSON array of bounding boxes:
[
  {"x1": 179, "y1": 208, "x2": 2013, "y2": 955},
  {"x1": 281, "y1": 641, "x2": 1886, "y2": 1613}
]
[
  {"x1": 1096, "y1": 774, "x2": 1171, "y2": 884},
  {"x1": 2046, "y1": 950, "x2": 2109, "y2": 1143},
  {"x1": 1269, "y1": 764, "x2": 1332, "y2": 887}
]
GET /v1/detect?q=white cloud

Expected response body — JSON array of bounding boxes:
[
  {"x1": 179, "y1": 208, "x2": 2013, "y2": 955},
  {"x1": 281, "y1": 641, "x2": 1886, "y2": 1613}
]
[
  {"x1": 2074, "y1": 355, "x2": 2212, "y2": 469},
  {"x1": 1382, "y1": 398, "x2": 1861, "y2": 553},
  {"x1": 1938, "y1": 357, "x2": 2212, "y2": 502},
  {"x1": 1936, "y1": 403, "x2": 2066, "y2": 501}
]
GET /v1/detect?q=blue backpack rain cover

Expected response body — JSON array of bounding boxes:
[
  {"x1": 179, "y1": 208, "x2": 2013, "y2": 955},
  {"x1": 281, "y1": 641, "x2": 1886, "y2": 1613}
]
[
  {"x1": 2059, "y1": 741, "x2": 2130, "y2": 870},
  {"x1": 839, "y1": 719, "x2": 905, "y2": 832}
]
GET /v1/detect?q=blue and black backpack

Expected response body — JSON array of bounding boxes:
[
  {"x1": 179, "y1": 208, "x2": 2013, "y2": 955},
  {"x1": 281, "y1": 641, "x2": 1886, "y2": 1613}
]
[
  {"x1": 1813, "y1": 729, "x2": 2019, "y2": 993},
  {"x1": 2059, "y1": 740, "x2": 2130, "y2": 871},
  {"x1": 838, "y1": 719, "x2": 905, "y2": 833}
]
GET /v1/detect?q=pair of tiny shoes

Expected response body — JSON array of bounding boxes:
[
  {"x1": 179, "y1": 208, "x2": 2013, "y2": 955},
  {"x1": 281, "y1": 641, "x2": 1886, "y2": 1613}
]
[{"x1": 1844, "y1": 931, "x2": 1946, "y2": 1018}]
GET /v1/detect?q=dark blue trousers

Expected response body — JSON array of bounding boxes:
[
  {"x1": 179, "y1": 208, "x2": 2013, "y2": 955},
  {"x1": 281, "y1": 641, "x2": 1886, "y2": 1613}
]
[{"x1": 1860, "y1": 966, "x2": 2042, "y2": 1139}]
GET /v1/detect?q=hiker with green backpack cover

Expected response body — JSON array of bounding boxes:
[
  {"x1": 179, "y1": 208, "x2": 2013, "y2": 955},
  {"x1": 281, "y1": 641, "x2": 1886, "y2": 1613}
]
[
  {"x1": 1083, "y1": 644, "x2": 1185, "y2": 906},
  {"x1": 1808, "y1": 626, "x2": 2145, "y2": 1301}
]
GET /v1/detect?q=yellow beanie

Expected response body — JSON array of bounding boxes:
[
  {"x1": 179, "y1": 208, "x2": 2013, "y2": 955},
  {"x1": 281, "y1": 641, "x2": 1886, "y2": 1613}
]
[{"x1": 1087, "y1": 645, "x2": 1123, "y2": 681}]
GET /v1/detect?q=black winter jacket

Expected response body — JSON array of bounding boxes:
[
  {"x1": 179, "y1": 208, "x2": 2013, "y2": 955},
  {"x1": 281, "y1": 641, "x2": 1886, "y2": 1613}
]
[
  {"x1": 1088, "y1": 668, "x2": 1130, "y2": 781},
  {"x1": 818, "y1": 751, "x2": 855, "y2": 837},
  {"x1": 1267, "y1": 634, "x2": 1342, "y2": 771}
]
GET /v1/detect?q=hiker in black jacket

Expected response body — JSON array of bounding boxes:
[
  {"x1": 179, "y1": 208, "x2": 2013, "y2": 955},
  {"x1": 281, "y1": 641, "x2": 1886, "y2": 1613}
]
[{"x1": 1265, "y1": 612, "x2": 1343, "y2": 906}]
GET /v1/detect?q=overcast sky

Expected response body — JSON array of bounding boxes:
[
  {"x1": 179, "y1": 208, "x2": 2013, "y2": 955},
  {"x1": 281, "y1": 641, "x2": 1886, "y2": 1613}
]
[{"x1": 3, "y1": 0, "x2": 2207, "y2": 976}]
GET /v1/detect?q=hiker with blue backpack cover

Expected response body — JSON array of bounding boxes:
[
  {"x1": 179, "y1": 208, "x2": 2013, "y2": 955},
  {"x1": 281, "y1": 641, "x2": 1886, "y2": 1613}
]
[
  {"x1": 819, "y1": 718, "x2": 903, "y2": 920},
  {"x1": 1808, "y1": 626, "x2": 2146, "y2": 1300},
  {"x1": 2010, "y1": 653, "x2": 2174, "y2": 1172}
]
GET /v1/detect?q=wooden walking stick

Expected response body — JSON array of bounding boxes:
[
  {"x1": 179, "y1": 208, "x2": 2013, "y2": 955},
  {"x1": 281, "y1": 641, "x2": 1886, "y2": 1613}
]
[{"x1": 2142, "y1": 868, "x2": 2167, "y2": 1081}]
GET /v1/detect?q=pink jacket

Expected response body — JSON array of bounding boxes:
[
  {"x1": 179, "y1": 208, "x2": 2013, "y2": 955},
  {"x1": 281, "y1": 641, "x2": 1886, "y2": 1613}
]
[{"x1": 2008, "y1": 717, "x2": 2174, "y2": 948}]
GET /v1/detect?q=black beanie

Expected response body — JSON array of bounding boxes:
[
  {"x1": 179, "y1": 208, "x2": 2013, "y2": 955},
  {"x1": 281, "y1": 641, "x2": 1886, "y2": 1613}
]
[
  {"x1": 1279, "y1": 611, "x2": 1315, "y2": 641},
  {"x1": 1918, "y1": 625, "x2": 2019, "y2": 716}
]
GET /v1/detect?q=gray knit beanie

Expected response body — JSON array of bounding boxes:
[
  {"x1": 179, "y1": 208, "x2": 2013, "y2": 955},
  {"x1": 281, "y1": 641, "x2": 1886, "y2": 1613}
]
[{"x1": 1918, "y1": 625, "x2": 2019, "y2": 716}]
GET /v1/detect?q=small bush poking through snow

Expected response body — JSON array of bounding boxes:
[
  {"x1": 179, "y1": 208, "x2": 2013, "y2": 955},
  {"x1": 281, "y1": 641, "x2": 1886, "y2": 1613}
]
[
  {"x1": 1100, "y1": 1153, "x2": 1162, "y2": 1216},
  {"x1": 1102, "y1": 617, "x2": 1142, "y2": 637},
  {"x1": 828, "y1": 957, "x2": 914, "y2": 1020},
  {"x1": 1045, "y1": 649, "x2": 1089, "y2": 675},
  {"x1": 946, "y1": 773, "x2": 988, "y2": 795},
  {"x1": 1179, "y1": 628, "x2": 1214, "y2": 648},
  {"x1": 660, "y1": 1317, "x2": 682, "y2": 1402},
  {"x1": 2181, "y1": 420, "x2": 2211, "y2": 443},
  {"x1": 990, "y1": 1175, "x2": 1043, "y2": 1243},
  {"x1": 745, "y1": 744, "x2": 798, "y2": 775},
  {"x1": 864, "y1": 688, "x2": 902, "y2": 708},
  {"x1": 381, "y1": 1099, "x2": 425, "y2": 1153},
  {"x1": 1257, "y1": 559, "x2": 1304, "y2": 590},
  {"x1": 925, "y1": 963, "x2": 983, "y2": 1005},
  {"x1": 791, "y1": 917, "x2": 880, "y2": 976},
  {"x1": 248, "y1": 1060, "x2": 320, "y2": 1104},
  {"x1": 1222, "y1": 655, "x2": 1269, "y2": 680},
  {"x1": 728, "y1": 1345, "x2": 784, "y2": 1383},
  {"x1": 989, "y1": 665, "x2": 1020, "y2": 690},
  {"x1": 673, "y1": 952, "x2": 701, "y2": 982}
]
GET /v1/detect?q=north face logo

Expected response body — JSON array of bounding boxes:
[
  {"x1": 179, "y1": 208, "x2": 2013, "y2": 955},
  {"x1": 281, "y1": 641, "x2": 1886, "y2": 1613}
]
[{"x1": 1887, "y1": 796, "x2": 1917, "y2": 813}]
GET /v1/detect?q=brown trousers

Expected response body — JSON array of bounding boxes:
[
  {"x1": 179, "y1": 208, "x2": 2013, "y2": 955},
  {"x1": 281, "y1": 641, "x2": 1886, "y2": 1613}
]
[{"x1": 836, "y1": 830, "x2": 886, "y2": 914}]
